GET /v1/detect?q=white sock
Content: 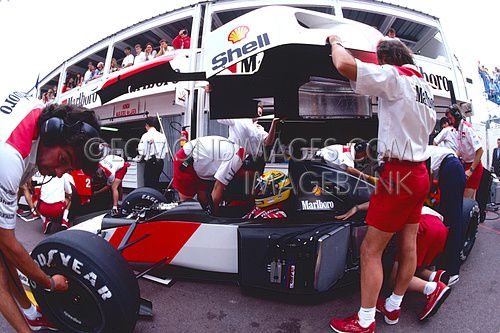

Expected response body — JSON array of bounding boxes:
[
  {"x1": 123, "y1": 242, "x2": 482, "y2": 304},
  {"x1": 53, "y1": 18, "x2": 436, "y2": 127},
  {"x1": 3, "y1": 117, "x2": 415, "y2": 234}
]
[
  {"x1": 385, "y1": 293, "x2": 404, "y2": 312},
  {"x1": 357, "y1": 307, "x2": 375, "y2": 328},
  {"x1": 428, "y1": 271, "x2": 436, "y2": 282},
  {"x1": 423, "y1": 282, "x2": 437, "y2": 295},
  {"x1": 63, "y1": 209, "x2": 69, "y2": 220},
  {"x1": 23, "y1": 303, "x2": 39, "y2": 320}
]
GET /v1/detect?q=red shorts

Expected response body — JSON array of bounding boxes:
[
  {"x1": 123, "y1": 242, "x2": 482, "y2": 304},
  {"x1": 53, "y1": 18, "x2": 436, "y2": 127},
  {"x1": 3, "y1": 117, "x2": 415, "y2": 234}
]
[
  {"x1": 172, "y1": 149, "x2": 209, "y2": 197},
  {"x1": 38, "y1": 201, "x2": 66, "y2": 219},
  {"x1": 464, "y1": 161, "x2": 483, "y2": 190},
  {"x1": 396, "y1": 214, "x2": 448, "y2": 267},
  {"x1": 366, "y1": 160, "x2": 430, "y2": 233},
  {"x1": 115, "y1": 162, "x2": 130, "y2": 181}
]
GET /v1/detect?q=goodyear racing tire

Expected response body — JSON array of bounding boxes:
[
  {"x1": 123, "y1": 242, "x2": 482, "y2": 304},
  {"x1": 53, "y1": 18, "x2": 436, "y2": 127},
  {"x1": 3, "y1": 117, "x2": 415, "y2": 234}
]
[
  {"x1": 121, "y1": 187, "x2": 168, "y2": 215},
  {"x1": 30, "y1": 230, "x2": 139, "y2": 333},
  {"x1": 460, "y1": 198, "x2": 480, "y2": 263}
]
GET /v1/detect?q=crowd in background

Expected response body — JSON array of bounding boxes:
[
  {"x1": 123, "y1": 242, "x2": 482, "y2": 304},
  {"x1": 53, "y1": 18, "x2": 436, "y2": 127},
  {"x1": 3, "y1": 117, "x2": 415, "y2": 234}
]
[
  {"x1": 478, "y1": 62, "x2": 500, "y2": 105},
  {"x1": 56, "y1": 29, "x2": 191, "y2": 96}
]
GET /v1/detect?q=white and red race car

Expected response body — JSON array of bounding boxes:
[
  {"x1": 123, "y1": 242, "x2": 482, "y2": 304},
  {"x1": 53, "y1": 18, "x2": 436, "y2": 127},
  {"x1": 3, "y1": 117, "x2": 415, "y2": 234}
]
[{"x1": 26, "y1": 6, "x2": 482, "y2": 333}]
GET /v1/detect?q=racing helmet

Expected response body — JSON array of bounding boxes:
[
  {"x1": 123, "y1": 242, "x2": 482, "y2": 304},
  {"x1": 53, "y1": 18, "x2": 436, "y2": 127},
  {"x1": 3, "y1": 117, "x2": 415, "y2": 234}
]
[{"x1": 254, "y1": 170, "x2": 291, "y2": 208}]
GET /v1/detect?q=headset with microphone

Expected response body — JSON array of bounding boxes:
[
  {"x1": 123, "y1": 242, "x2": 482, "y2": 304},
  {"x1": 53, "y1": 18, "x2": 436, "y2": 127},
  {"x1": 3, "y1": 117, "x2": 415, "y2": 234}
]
[
  {"x1": 447, "y1": 104, "x2": 463, "y2": 122},
  {"x1": 40, "y1": 117, "x2": 100, "y2": 146}
]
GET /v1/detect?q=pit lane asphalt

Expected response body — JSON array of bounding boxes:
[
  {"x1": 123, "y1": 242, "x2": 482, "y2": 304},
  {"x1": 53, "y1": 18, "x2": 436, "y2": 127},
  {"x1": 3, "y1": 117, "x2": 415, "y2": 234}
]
[{"x1": 3, "y1": 212, "x2": 500, "y2": 333}]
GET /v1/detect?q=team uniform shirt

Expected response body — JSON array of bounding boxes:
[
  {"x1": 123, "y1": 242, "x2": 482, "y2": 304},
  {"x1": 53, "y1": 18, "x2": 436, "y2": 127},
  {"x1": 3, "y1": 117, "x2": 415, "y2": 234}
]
[
  {"x1": 40, "y1": 174, "x2": 73, "y2": 204},
  {"x1": 456, "y1": 120, "x2": 482, "y2": 163},
  {"x1": 351, "y1": 60, "x2": 436, "y2": 162},
  {"x1": 433, "y1": 126, "x2": 458, "y2": 151},
  {"x1": 182, "y1": 136, "x2": 244, "y2": 185},
  {"x1": 122, "y1": 54, "x2": 135, "y2": 68},
  {"x1": 317, "y1": 144, "x2": 355, "y2": 170},
  {"x1": 217, "y1": 118, "x2": 268, "y2": 157},
  {"x1": 98, "y1": 155, "x2": 127, "y2": 185},
  {"x1": 427, "y1": 145, "x2": 457, "y2": 175},
  {"x1": 138, "y1": 127, "x2": 167, "y2": 161},
  {"x1": 0, "y1": 92, "x2": 43, "y2": 229}
]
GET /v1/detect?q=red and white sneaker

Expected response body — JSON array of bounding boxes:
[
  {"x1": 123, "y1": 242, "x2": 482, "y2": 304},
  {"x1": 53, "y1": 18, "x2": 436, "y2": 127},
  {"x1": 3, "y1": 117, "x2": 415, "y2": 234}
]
[
  {"x1": 376, "y1": 298, "x2": 400, "y2": 325},
  {"x1": 42, "y1": 219, "x2": 52, "y2": 234},
  {"x1": 25, "y1": 306, "x2": 58, "y2": 331},
  {"x1": 432, "y1": 270, "x2": 446, "y2": 283},
  {"x1": 419, "y1": 281, "x2": 451, "y2": 321},
  {"x1": 329, "y1": 314, "x2": 375, "y2": 333},
  {"x1": 61, "y1": 219, "x2": 70, "y2": 230}
]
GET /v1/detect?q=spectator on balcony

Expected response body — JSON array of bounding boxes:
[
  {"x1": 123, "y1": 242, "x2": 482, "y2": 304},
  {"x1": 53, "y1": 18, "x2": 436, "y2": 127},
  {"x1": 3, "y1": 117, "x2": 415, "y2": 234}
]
[
  {"x1": 156, "y1": 39, "x2": 174, "y2": 57},
  {"x1": 46, "y1": 89, "x2": 55, "y2": 101},
  {"x1": 145, "y1": 42, "x2": 157, "y2": 61},
  {"x1": 83, "y1": 62, "x2": 96, "y2": 84},
  {"x1": 122, "y1": 47, "x2": 135, "y2": 68},
  {"x1": 134, "y1": 44, "x2": 146, "y2": 65},
  {"x1": 387, "y1": 28, "x2": 397, "y2": 38},
  {"x1": 109, "y1": 58, "x2": 120, "y2": 73},
  {"x1": 75, "y1": 73, "x2": 83, "y2": 86},
  {"x1": 93, "y1": 62, "x2": 104, "y2": 79},
  {"x1": 172, "y1": 29, "x2": 191, "y2": 49},
  {"x1": 62, "y1": 77, "x2": 75, "y2": 93}
]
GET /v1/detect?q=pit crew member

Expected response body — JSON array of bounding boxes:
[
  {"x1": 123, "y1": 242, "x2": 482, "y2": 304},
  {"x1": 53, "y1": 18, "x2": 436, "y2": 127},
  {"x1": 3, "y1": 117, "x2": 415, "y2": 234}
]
[
  {"x1": 327, "y1": 36, "x2": 436, "y2": 333},
  {"x1": 337, "y1": 204, "x2": 450, "y2": 322},
  {"x1": 0, "y1": 92, "x2": 100, "y2": 332},
  {"x1": 433, "y1": 116, "x2": 458, "y2": 151},
  {"x1": 427, "y1": 145, "x2": 465, "y2": 286},
  {"x1": 95, "y1": 154, "x2": 129, "y2": 215},
  {"x1": 38, "y1": 173, "x2": 73, "y2": 234},
  {"x1": 446, "y1": 105, "x2": 483, "y2": 199},
  {"x1": 172, "y1": 136, "x2": 245, "y2": 215},
  {"x1": 217, "y1": 103, "x2": 280, "y2": 172}
]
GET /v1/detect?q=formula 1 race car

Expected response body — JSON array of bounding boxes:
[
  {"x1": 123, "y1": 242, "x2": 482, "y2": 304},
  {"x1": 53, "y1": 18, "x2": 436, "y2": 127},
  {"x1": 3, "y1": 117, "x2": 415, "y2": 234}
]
[{"x1": 28, "y1": 159, "x2": 481, "y2": 333}]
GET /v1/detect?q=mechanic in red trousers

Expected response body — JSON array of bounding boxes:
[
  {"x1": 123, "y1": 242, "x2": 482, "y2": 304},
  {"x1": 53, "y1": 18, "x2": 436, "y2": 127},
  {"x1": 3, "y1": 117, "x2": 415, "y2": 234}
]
[
  {"x1": 172, "y1": 135, "x2": 246, "y2": 215},
  {"x1": 445, "y1": 105, "x2": 484, "y2": 199},
  {"x1": 337, "y1": 205, "x2": 451, "y2": 322},
  {"x1": 326, "y1": 36, "x2": 436, "y2": 332},
  {"x1": 38, "y1": 173, "x2": 73, "y2": 234},
  {"x1": 0, "y1": 92, "x2": 101, "y2": 332}
]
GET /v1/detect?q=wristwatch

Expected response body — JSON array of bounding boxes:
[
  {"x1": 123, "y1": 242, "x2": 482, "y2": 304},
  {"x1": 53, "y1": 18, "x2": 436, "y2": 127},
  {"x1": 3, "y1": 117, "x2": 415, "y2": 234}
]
[
  {"x1": 469, "y1": 166, "x2": 474, "y2": 172},
  {"x1": 331, "y1": 41, "x2": 344, "y2": 48}
]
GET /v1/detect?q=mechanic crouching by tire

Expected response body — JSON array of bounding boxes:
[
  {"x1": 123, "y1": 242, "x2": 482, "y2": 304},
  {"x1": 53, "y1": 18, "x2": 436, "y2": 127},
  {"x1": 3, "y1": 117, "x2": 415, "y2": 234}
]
[
  {"x1": 94, "y1": 154, "x2": 130, "y2": 216},
  {"x1": 326, "y1": 36, "x2": 436, "y2": 333},
  {"x1": 172, "y1": 136, "x2": 246, "y2": 215},
  {"x1": 0, "y1": 92, "x2": 101, "y2": 332}
]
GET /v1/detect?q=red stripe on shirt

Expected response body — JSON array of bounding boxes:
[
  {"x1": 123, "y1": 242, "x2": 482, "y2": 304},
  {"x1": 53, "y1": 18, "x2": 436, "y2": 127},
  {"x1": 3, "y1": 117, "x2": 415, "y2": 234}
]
[
  {"x1": 393, "y1": 65, "x2": 423, "y2": 78},
  {"x1": 6, "y1": 107, "x2": 42, "y2": 159}
]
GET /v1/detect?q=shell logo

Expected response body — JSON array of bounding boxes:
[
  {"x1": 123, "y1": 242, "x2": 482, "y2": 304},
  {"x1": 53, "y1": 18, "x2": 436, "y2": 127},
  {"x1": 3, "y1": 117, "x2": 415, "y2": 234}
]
[{"x1": 228, "y1": 26, "x2": 249, "y2": 44}]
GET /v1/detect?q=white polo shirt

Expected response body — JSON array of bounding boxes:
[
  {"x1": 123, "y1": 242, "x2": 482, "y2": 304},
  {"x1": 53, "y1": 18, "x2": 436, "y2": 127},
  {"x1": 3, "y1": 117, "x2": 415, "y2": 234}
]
[
  {"x1": 351, "y1": 60, "x2": 436, "y2": 162},
  {"x1": 456, "y1": 120, "x2": 482, "y2": 163},
  {"x1": 0, "y1": 92, "x2": 42, "y2": 229},
  {"x1": 98, "y1": 155, "x2": 125, "y2": 185},
  {"x1": 427, "y1": 145, "x2": 457, "y2": 174},
  {"x1": 138, "y1": 127, "x2": 167, "y2": 161},
  {"x1": 217, "y1": 118, "x2": 268, "y2": 157},
  {"x1": 40, "y1": 174, "x2": 73, "y2": 204},
  {"x1": 182, "y1": 136, "x2": 244, "y2": 185},
  {"x1": 317, "y1": 144, "x2": 355, "y2": 170},
  {"x1": 122, "y1": 54, "x2": 134, "y2": 68},
  {"x1": 434, "y1": 126, "x2": 458, "y2": 151}
]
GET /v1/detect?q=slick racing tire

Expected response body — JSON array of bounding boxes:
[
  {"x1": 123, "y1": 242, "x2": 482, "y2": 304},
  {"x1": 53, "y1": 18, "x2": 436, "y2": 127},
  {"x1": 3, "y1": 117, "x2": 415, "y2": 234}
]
[
  {"x1": 121, "y1": 187, "x2": 168, "y2": 215},
  {"x1": 460, "y1": 198, "x2": 480, "y2": 263},
  {"x1": 30, "y1": 230, "x2": 140, "y2": 333}
]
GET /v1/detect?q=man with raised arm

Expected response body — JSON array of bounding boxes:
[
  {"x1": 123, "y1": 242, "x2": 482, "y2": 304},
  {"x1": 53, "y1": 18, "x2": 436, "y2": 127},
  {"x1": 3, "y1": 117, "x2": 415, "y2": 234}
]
[{"x1": 326, "y1": 36, "x2": 436, "y2": 332}]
